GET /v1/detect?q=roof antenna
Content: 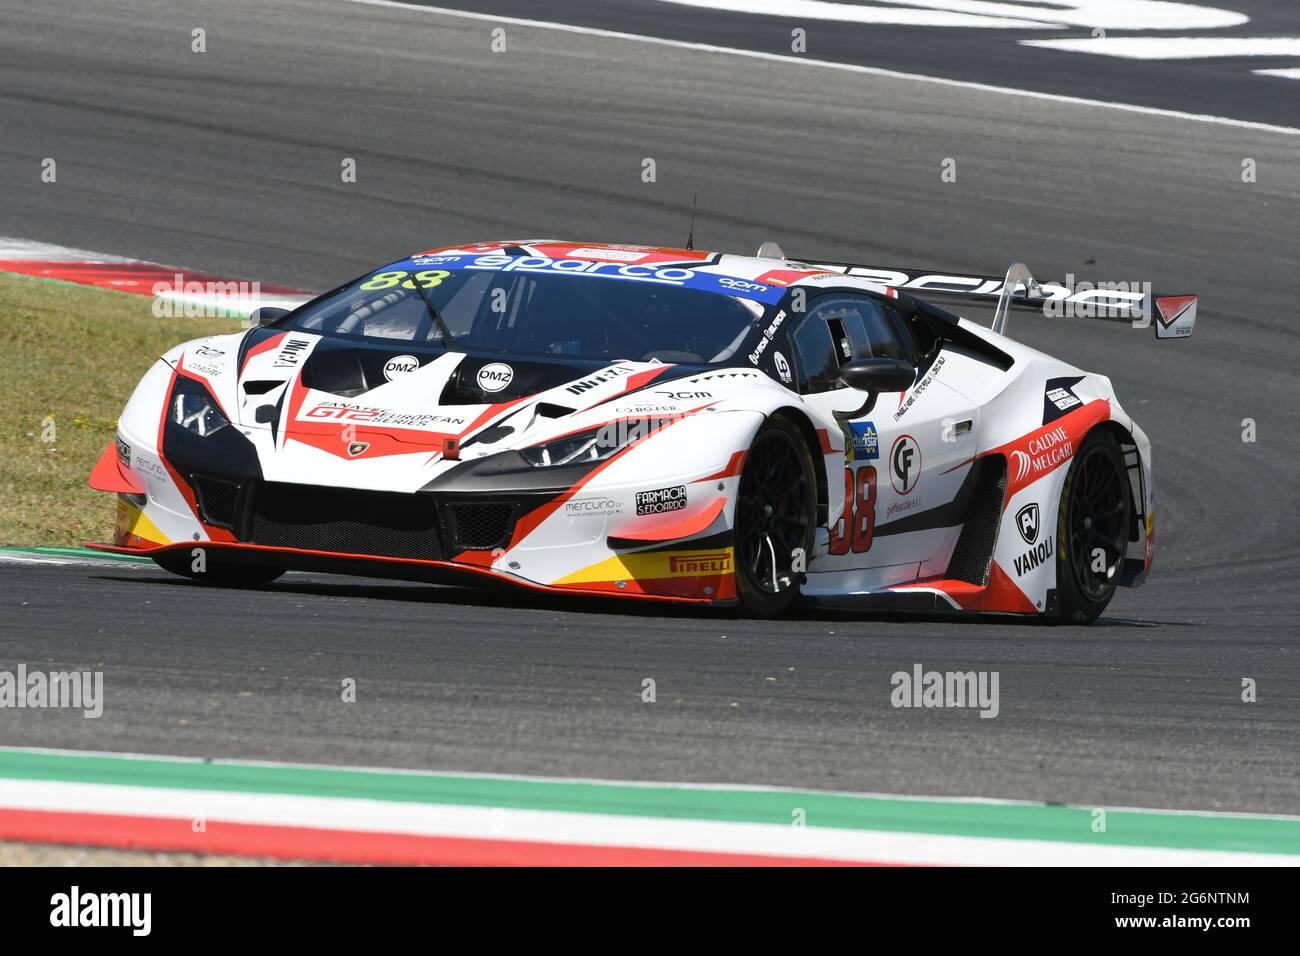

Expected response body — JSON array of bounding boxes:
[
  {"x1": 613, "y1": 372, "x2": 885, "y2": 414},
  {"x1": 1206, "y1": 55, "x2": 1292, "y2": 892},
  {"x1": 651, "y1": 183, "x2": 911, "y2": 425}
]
[{"x1": 685, "y1": 194, "x2": 698, "y2": 250}]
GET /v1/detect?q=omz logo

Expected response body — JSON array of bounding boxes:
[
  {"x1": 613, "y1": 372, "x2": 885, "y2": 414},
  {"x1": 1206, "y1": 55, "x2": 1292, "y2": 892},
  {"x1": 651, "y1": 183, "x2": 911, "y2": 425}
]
[
  {"x1": 1016, "y1": 503, "x2": 1040, "y2": 544},
  {"x1": 383, "y1": 354, "x2": 419, "y2": 381},
  {"x1": 477, "y1": 362, "x2": 513, "y2": 392},
  {"x1": 667, "y1": 551, "x2": 732, "y2": 574},
  {"x1": 1014, "y1": 536, "x2": 1054, "y2": 578}
]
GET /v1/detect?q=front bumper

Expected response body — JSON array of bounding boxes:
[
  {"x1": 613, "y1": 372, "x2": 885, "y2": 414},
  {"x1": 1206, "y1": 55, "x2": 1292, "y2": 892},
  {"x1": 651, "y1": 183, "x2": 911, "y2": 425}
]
[{"x1": 85, "y1": 539, "x2": 725, "y2": 606}]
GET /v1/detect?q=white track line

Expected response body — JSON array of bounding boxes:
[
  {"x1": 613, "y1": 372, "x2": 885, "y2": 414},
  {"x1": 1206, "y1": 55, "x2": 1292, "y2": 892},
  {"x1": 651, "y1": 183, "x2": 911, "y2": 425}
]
[
  {"x1": 1024, "y1": 36, "x2": 1300, "y2": 59},
  {"x1": 0, "y1": 236, "x2": 136, "y2": 263},
  {"x1": 2, "y1": 778, "x2": 1295, "y2": 866},
  {"x1": 344, "y1": 0, "x2": 1300, "y2": 136}
]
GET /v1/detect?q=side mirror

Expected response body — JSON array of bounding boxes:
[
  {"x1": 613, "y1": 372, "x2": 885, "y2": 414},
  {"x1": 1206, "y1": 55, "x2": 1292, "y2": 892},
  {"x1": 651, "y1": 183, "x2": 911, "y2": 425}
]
[
  {"x1": 833, "y1": 357, "x2": 916, "y2": 421},
  {"x1": 248, "y1": 307, "x2": 290, "y2": 327}
]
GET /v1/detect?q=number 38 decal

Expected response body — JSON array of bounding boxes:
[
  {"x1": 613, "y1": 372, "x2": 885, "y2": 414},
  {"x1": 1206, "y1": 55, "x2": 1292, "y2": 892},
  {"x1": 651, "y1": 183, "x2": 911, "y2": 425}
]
[{"x1": 828, "y1": 465, "x2": 876, "y2": 555}]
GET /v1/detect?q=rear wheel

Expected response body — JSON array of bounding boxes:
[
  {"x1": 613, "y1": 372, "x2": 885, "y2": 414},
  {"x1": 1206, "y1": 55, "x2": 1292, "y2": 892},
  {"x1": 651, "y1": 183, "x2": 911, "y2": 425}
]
[
  {"x1": 152, "y1": 550, "x2": 285, "y2": 587},
  {"x1": 734, "y1": 417, "x2": 816, "y2": 617},
  {"x1": 1054, "y1": 429, "x2": 1130, "y2": 624}
]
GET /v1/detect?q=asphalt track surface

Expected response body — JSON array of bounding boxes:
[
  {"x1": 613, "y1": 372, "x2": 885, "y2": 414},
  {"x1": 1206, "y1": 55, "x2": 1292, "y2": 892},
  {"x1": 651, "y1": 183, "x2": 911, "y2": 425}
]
[{"x1": 1, "y1": 0, "x2": 1298, "y2": 814}]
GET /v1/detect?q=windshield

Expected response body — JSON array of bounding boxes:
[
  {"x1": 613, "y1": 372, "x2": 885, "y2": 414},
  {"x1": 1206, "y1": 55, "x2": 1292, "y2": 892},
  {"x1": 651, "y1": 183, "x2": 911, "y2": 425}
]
[{"x1": 282, "y1": 260, "x2": 768, "y2": 364}]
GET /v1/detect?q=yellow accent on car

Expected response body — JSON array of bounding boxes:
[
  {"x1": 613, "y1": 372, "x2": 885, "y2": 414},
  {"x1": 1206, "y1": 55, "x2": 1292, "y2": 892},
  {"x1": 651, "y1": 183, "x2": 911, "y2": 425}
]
[
  {"x1": 114, "y1": 497, "x2": 170, "y2": 547},
  {"x1": 554, "y1": 547, "x2": 734, "y2": 585}
]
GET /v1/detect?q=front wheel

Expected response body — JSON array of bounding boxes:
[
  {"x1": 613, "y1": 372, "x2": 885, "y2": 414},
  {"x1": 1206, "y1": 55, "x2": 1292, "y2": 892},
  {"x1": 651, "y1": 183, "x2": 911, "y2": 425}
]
[
  {"x1": 1053, "y1": 429, "x2": 1131, "y2": 624},
  {"x1": 733, "y1": 417, "x2": 816, "y2": 617}
]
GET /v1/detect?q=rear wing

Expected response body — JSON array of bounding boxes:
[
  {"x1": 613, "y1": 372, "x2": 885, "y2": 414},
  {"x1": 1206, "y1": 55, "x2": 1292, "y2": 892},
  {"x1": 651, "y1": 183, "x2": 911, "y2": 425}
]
[{"x1": 793, "y1": 259, "x2": 1197, "y2": 340}]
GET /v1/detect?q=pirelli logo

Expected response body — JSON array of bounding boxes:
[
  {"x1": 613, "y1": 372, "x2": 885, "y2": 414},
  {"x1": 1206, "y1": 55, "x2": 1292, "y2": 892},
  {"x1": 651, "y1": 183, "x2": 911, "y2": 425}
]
[{"x1": 667, "y1": 551, "x2": 732, "y2": 575}]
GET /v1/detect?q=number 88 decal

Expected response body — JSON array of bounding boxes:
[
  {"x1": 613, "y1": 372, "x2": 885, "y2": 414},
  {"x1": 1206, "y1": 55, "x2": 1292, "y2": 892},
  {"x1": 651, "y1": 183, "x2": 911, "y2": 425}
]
[
  {"x1": 828, "y1": 465, "x2": 876, "y2": 555},
  {"x1": 359, "y1": 270, "x2": 451, "y2": 291}
]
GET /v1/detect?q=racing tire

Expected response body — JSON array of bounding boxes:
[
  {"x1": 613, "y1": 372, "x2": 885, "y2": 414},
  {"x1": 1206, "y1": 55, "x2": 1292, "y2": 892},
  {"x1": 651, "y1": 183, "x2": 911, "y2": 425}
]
[
  {"x1": 152, "y1": 550, "x2": 286, "y2": 588},
  {"x1": 734, "y1": 416, "x2": 817, "y2": 617},
  {"x1": 1053, "y1": 428, "x2": 1131, "y2": 625}
]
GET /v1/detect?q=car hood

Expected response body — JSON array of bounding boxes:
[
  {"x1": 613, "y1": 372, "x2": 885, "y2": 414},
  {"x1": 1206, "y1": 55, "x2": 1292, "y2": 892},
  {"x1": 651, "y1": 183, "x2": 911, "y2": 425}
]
[{"x1": 169, "y1": 328, "x2": 778, "y2": 465}]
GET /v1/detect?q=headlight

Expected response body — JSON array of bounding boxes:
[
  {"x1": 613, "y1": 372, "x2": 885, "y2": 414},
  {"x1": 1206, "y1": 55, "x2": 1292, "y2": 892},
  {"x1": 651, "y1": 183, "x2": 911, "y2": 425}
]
[
  {"x1": 520, "y1": 416, "x2": 680, "y2": 467},
  {"x1": 520, "y1": 427, "x2": 616, "y2": 467},
  {"x1": 170, "y1": 378, "x2": 229, "y2": 437}
]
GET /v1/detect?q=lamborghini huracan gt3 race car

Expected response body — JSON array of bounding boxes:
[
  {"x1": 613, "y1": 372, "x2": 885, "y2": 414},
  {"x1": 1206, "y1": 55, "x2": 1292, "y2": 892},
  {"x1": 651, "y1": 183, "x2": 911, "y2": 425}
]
[{"x1": 88, "y1": 241, "x2": 1197, "y2": 621}]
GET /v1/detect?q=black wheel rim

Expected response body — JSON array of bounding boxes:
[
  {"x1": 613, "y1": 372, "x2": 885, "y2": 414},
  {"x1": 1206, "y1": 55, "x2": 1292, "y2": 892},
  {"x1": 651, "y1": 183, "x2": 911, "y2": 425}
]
[
  {"x1": 735, "y1": 431, "x2": 810, "y2": 594},
  {"x1": 1066, "y1": 444, "x2": 1128, "y2": 601}
]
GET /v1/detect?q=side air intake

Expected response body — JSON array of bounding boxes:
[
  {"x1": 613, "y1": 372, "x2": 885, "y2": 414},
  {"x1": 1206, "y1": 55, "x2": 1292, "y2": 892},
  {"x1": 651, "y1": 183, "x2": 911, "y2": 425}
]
[{"x1": 946, "y1": 457, "x2": 1007, "y2": 586}]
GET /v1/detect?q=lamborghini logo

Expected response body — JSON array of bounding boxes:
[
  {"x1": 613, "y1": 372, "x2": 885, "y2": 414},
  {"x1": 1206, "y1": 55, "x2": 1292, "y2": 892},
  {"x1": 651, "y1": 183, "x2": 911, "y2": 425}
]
[{"x1": 347, "y1": 441, "x2": 370, "y2": 457}]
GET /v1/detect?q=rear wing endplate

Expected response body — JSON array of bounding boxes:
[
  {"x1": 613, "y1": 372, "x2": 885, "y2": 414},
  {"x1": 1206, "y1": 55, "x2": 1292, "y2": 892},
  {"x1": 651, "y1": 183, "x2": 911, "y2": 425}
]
[{"x1": 793, "y1": 258, "x2": 1197, "y2": 340}]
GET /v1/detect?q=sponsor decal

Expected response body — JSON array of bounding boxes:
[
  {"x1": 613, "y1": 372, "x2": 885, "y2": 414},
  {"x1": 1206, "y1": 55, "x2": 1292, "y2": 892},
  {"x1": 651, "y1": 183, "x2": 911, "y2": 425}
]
[
  {"x1": 1042, "y1": 376, "x2": 1084, "y2": 424},
  {"x1": 635, "y1": 485, "x2": 687, "y2": 516},
  {"x1": 383, "y1": 354, "x2": 419, "y2": 381},
  {"x1": 889, "y1": 434, "x2": 921, "y2": 495},
  {"x1": 566, "y1": 365, "x2": 633, "y2": 396},
  {"x1": 1046, "y1": 387, "x2": 1079, "y2": 410},
  {"x1": 302, "y1": 403, "x2": 465, "y2": 428},
  {"x1": 667, "y1": 550, "x2": 732, "y2": 574},
  {"x1": 615, "y1": 403, "x2": 678, "y2": 415},
  {"x1": 567, "y1": 247, "x2": 647, "y2": 262},
  {"x1": 884, "y1": 496, "x2": 919, "y2": 519},
  {"x1": 132, "y1": 455, "x2": 167, "y2": 479},
  {"x1": 719, "y1": 276, "x2": 769, "y2": 294},
  {"x1": 747, "y1": 309, "x2": 788, "y2": 365},
  {"x1": 655, "y1": 389, "x2": 711, "y2": 400},
  {"x1": 477, "y1": 362, "x2": 514, "y2": 392},
  {"x1": 194, "y1": 345, "x2": 225, "y2": 358},
  {"x1": 844, "y1": 420, "x2": 879, "y2": 462},
  {"x1": 893, "y1": 355, "x2": 942, "y2": 420},
  {"x1": 466, "y1": 255, "x2": 694, "y2": 283},
  {"x1": 773, "y1": 351, "x2": 792, "y2": 384},
  {"x1": 1016, "y1": 503, "x2": 1040, "y2": 544},
  {"x1": 186, "y1": 362, "x2": 223, "y2": 378},
  {"x1": 1155, "y1": 295, "x2": 1196, "y2": 337},
  {"x1": 271, "y1": 337, "x2": 312, "y2": 368},
  {"x1": 453, "y1": 255, "x2": 784, "y2": 302},
  {"x1": 1009, "y1": 424, "x2": 1072, "y2": 484},
  {"x1": 564, "y1": 497, "x2": 623, "y2": 517},
  {"x1": 1013, "y1": 535, "x2": 1054, "y2": 577},
  {"x1": 347, "y1": 441, "x2": 370, "y2": 457},
  {"x1": 115, "y1": 436, "x2": 131, "y2": 466}
]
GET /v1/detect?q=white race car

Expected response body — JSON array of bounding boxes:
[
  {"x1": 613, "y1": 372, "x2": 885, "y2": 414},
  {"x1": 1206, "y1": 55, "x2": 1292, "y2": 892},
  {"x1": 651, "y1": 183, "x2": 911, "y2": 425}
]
[{"x1": 88, "y1": 240, "x2": 1196, "y2": 621}]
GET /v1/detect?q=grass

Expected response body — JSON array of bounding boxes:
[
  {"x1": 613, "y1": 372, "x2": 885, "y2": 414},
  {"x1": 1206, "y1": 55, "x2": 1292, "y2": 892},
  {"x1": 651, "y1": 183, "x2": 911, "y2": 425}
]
[{"x1": 0, "y1": 272, "x2": 239, "y2": 546}]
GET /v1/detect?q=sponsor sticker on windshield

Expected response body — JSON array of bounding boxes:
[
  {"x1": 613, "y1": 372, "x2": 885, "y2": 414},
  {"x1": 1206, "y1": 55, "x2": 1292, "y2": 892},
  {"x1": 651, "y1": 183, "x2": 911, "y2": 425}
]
[{"x1": 392, "y1": 255, "x2": 787, "y2": 304}]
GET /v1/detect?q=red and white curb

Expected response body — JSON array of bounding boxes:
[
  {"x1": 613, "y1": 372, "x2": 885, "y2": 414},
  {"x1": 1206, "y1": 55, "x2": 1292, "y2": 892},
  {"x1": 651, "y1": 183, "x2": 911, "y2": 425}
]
[{"x1": 0, "y1": 236, "x2": 312, "y2": 317}]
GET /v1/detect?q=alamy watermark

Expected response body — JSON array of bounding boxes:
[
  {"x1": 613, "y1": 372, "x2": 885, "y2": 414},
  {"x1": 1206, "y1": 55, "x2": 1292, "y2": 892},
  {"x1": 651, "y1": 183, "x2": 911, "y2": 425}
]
[
  {"x1": 0, "y1": 665, "x2": 103, "y2": 718},
  {"x1": 1040, "y1": 273, "x2": 1153, "y2": 327},
  {"x1": 150, "y1": 273, "x2": 264, "y2": 319},
  {"x1": 891, "y1": 663, "x2": 999, "y2": 718}
]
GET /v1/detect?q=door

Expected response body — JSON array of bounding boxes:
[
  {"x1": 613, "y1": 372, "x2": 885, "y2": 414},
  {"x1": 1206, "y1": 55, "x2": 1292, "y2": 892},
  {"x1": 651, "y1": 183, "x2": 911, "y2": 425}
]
[{"x1": 792, "y1": 293, "x2": 980, "y2": 588}]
